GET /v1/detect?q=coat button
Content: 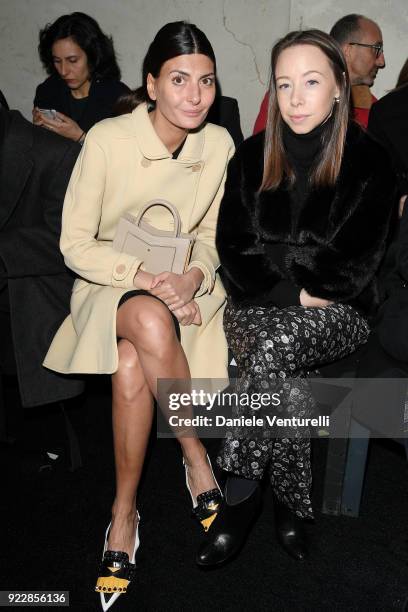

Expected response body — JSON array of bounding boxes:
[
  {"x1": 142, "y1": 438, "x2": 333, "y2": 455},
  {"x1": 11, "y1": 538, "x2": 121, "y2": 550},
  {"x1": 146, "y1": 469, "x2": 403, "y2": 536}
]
[
  {"x1": 141, "y1": 158, "x2": 151, "y2": 168},
  {"x1": 116, "y1": 264, "x2": 126, "y2": 274},
  {"x1": 191, "y1": 163, "x2": 202, "y2": 172}
]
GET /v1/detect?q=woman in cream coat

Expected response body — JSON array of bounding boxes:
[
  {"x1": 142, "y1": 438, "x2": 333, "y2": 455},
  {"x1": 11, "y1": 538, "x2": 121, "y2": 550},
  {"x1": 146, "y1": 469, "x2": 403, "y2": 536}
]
[{"x1": 44, "y1": 21, "x2": 234, "y2": 610}]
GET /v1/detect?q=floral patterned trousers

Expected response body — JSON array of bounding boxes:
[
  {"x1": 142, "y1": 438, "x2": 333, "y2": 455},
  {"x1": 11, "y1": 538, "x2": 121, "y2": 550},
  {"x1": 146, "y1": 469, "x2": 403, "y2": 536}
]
[{"x1": 217, "y1": 302, "x2": 370, "y2": 518}]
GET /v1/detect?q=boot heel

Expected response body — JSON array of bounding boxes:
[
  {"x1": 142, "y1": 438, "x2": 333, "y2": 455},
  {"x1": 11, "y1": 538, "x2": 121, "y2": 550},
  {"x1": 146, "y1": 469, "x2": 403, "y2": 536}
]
[{"x1": 274, "y1": 496, "x2": 308, "y2": 561}]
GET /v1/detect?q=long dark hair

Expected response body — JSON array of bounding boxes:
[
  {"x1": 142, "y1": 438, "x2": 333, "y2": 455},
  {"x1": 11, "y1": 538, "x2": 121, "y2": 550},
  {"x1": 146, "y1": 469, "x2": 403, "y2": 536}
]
[
  {"x1": 114, "y1": 21, "x2": 216, "y2": 114},
  {"x1": 38, "y1": 12, "x2": 121, "y2": 81},
  {"x1": 260, "y1": 29, "x2": 350, "y2": 192}
]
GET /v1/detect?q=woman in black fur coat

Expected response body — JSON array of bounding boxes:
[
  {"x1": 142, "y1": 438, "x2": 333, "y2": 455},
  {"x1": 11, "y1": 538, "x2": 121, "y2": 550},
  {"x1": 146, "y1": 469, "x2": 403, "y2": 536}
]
[{"x1": 197, "y1": 30, "x2": 396, "y2": 567}]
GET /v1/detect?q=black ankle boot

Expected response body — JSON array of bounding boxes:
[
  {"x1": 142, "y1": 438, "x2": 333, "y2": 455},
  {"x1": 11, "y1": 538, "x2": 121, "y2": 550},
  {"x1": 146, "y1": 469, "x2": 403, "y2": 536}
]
[
  {"x1": 273, "y1": 496, "x2": 308, "y2": 561},
  {"x1": 196, "y1": 487, "x2": 262, "y2": 567}
]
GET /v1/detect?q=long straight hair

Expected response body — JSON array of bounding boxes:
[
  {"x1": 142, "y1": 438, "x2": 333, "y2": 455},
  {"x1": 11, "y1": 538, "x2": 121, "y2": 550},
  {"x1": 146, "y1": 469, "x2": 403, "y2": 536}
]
[{"x1": 260, "y1": 29, "x2": 350, "y2": 192}]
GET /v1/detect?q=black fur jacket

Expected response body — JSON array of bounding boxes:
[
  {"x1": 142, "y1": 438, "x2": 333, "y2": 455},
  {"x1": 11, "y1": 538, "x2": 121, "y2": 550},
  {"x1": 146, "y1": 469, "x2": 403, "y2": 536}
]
[{"x1": 216, "y1": 122, "x2": 397, "y2": 316}]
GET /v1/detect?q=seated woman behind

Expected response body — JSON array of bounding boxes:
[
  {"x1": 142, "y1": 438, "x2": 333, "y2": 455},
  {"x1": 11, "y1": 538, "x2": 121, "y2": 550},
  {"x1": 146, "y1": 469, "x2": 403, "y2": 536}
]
[
  {"x1": 197, "y1": 29, "x2": 397, "y2": 568},
  {"x1": 43, "y1": 20, "x2": 234, "y2": 611},
  {"x1": 33, "y1": 12, "x2": 129, "y2": 143}
]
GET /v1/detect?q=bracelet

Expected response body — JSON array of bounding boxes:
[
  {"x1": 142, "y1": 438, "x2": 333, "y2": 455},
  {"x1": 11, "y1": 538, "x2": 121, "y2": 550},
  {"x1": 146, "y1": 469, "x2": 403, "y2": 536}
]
[{"x1": 77, "y1": 131, "x2": 86, "y2": 144}]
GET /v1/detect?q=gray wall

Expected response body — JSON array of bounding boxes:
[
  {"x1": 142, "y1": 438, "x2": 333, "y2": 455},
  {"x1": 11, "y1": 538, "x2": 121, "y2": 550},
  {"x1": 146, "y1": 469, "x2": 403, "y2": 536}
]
[{"x1": 0, "y1": 0, "x2": 406, "y2": 136}]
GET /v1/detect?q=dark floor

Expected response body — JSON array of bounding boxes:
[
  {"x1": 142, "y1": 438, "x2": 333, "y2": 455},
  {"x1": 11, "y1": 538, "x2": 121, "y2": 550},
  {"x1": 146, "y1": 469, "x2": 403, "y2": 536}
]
[{"x1": 2, "y1": 379, "x2": 408, "y2": 612}]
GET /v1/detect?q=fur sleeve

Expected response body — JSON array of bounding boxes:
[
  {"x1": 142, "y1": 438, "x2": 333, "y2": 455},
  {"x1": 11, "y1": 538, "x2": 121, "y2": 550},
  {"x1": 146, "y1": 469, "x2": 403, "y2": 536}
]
[
  {"x1": 216, "y1": 146, "x2": 283, "y2": 304},
  {"x1": 287, "y1": 154, "x2": 398, "y2": 302}
]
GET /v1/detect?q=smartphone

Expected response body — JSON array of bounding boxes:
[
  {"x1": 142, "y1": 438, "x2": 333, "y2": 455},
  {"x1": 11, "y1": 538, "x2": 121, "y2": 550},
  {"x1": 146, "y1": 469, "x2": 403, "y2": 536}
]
[{"x1": 38, "y1": 108, "x2": 59, "y2": 121}]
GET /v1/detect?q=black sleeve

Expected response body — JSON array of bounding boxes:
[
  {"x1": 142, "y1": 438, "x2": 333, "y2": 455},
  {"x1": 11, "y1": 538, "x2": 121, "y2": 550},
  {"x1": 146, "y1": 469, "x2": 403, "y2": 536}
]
[
  {"x1": 33, "y1": 83, "x2": 42, "y2": 107},
  {"x1": 368, "y1": 103, "x2": 408, "y2": 194},
  {"x1": 216, "y1": 149, "x2": 289, "y2": 304},
  {"x1": 287, "y1": 163, "x2": 397, "y2": 302},
  {"x1": 268, "y1": 280, "x2": 301, "y2": 308},
  {"x1": 0, "y1": 136, "x2": 80, "y2": 278},
  {"x1": 33, "y1": 80, "x2": 52, "y2": 109}
]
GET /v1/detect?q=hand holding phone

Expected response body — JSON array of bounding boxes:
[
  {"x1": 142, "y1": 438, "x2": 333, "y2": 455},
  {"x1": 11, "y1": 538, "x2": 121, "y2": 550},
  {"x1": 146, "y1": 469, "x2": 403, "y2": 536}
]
[
  {"x1": 32, "y1": 107, "x2": 84, "y2": 142},
  {"x1": 38, "y1": 108, "x2": 60, "y2": 121}
]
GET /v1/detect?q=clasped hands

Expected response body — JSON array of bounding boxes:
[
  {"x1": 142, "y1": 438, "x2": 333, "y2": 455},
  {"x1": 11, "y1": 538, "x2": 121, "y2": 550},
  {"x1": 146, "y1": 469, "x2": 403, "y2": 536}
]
[
  {"x1": 134, "y1": 270, "x2": 333, "y2": 323},
  {"x1": 134, "y1": 269, "x2": 203, "y2": 326},
  {"x1": 32, "y1": 107, "x2": 84, "y2": 142}
]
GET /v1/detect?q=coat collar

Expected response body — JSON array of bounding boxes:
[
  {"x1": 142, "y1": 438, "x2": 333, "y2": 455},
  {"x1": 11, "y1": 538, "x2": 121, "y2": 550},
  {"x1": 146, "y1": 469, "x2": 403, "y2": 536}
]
[{"x1": 131, "y1": 103, "x2": 204, "y2": 163}]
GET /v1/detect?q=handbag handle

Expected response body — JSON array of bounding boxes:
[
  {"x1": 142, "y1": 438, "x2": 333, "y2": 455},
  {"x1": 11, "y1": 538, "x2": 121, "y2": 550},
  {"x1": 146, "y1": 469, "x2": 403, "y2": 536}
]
[{"x1": 135, "y1": 199, "x2": 182, "y2": 237}]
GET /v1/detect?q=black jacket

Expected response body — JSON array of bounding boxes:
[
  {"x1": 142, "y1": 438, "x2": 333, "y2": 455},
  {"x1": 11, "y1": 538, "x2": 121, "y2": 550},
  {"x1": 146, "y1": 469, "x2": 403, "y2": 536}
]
[
  {"x1": 216, "y1": 122, "x2": 397, "y2": 317},
  {"x1": 34, "y1": 75, "x2": 129, "y2": 132},
  {"x1": 0, "y1": 109, "x2": 84, "y2": 407},
  {"x1": 368, "y1": 84, "x2": 408, "y2": 193}
]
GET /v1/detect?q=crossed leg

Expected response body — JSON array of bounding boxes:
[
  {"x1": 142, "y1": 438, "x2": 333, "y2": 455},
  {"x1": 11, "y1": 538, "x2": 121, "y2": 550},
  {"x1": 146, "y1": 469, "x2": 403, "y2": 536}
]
[{"x1": 108, "y1": 295, "x2": 216, "y2": 555}]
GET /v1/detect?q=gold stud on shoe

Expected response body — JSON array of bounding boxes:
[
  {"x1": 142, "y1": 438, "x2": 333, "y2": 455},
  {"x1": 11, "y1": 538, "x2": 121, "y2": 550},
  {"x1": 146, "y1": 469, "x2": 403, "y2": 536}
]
[{"x1": 184, "y1": 454, "x2": 223, "y2": 531}]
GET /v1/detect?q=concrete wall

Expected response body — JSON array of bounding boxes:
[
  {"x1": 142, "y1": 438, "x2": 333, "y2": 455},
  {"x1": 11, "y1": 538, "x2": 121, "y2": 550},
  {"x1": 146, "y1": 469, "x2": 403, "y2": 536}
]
[
  {"x1": 290, "y1": 0, "x2": 408, "y2": 109},
  {"x1": 0, "y1": 0, "x2": 406, "y2": 136}
]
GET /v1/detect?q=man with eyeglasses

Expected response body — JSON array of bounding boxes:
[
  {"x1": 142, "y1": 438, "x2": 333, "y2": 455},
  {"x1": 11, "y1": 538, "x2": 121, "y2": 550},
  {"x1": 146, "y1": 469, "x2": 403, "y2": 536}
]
[
  {"x1": 253, "y1": 13, "x2": 385, "y2": 133},
  {"x1": 331, "y1": 14, "x2": 385, "y2": 88},
  {"x1": 330, "y1": 14, "x2": 385, "y2": 128}
]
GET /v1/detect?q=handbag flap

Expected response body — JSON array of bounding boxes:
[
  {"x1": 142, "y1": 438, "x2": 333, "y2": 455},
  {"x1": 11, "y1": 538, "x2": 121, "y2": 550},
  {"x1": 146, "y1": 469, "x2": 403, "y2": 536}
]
[
  {"x1": 112, "y1": 210, "x2": 195, "y2": 275},
  {"x1": 123, "y1": 212, "x2": 195, "y2": 241}
]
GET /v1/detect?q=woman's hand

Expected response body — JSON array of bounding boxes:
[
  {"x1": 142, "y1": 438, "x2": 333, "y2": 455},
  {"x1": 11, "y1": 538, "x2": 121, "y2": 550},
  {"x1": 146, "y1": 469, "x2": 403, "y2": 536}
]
[
  {"x1": 172, "y1": 300, "x2": 202, "y2": 326},
  {"x1": 32, "y1": 108, "x2": 84, "y2": 142},
  {"x1": 133, "y1": 269, "x2": 155, "y2": 291},
  {"x1": 133, "y1": 270, "x2": 201, "y2": 324},
  {"x1": 150, "y1": 268, "x2": 204, "y2": 310},
  {"x1": 32, "y1": 107, "x2": 45, "y2": 126},
  {"x1": 300, "y1": 288, "x2": 334, "y2": 308}
]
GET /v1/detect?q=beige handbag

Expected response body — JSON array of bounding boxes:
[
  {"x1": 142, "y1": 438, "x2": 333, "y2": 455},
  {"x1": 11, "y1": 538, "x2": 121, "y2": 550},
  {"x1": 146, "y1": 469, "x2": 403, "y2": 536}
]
[{"x1": 113, "y1": 199, "x2": 195, "y2": 275}]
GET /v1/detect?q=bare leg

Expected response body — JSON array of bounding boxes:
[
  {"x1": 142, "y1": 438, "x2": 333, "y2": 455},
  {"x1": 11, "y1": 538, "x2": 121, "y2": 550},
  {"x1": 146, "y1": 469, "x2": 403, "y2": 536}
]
[
  {"x1": 107, "y1": 338, "x2": 152, "y2": 556},
  {"x1": 109, "y1": 296, "x2": 217, "y2": 555},
  {"x1": 117, "y1": 297, "x2": 216, "y2": 496}
]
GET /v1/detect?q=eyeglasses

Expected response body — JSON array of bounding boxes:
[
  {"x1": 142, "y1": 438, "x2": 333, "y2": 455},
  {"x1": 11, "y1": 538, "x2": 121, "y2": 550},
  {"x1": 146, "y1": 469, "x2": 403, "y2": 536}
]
[{"x1": 349, "y1": 42, "x2": 384, "y2": 58}]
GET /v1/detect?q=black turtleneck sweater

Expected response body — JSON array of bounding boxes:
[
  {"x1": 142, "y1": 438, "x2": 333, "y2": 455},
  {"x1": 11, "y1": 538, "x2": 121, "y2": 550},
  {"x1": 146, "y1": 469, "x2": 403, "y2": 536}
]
[{"x1": 267, "y1": 120, "x2": 329, "y2": 308}]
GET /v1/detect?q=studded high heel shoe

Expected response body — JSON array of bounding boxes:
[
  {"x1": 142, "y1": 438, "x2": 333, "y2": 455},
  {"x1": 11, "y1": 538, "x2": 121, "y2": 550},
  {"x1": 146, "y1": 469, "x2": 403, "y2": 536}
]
[
  {"x1": 184, "y1": 454, "x2": 223, "y2": 531},
  {"x1": 95, "y1": 511, "x2": 140, "y2": 611}
]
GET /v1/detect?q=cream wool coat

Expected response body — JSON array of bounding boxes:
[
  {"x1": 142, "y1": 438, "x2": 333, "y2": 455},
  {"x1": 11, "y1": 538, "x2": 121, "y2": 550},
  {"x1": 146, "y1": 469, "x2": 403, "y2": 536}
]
[{"x1": 43, "y1": 103, "x2": 234, "y2": 379}]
